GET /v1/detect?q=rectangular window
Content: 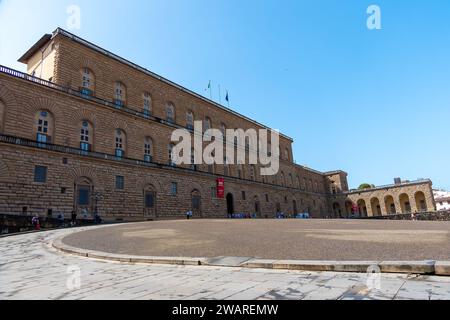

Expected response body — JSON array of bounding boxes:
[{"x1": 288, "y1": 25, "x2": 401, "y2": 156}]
[
  {"x1": 115, "y1": 176, "x2": 124, "y2": 190},
  {"x1": 171, "y1": 182, "x2": 177, "y2": 195},
  {"x1": 266, "y1": 194, "x2": 269, "y2": 202},
  {"x1": 78, "y1": 187, "x2": 90, "y2": 205},
  {"x1": 145, "y1": 192, "x2": 155, "y2": 208},
  {"x1": 34, "y1": 166, "x2": 47, "y2": 183},
  {"x1": 242, "y1": 191, "x2": 246, "y2": 200},
  {"x1": 211, "y1": 186, "x2": 217, "y2": 198}
]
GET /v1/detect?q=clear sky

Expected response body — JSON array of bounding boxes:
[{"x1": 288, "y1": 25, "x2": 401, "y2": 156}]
[{"x1": 1, "y1": 0, "x2": 449, "y2": 190}]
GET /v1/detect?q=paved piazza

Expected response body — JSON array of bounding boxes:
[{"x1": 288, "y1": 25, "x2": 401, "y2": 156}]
[
  {"x1": 62, "y1": 220, "x2": 450, "y2": 261},
  {"x1": 1, "y1": 223, "x2": 450, "y2": 300}
]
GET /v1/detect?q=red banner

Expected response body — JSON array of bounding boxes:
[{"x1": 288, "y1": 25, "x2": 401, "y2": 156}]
[{"x1": 217, "y1": 178, "x2": 225, "y2": 198}]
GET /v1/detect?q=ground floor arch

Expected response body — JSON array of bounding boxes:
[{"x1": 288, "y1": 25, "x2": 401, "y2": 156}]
[
  {"x1": 143, "y1": 184, "x2": 157, "y2": 217},
  {"x1": 253, "y1": 195, "x2": 261, "y2": 217},
  {"x1": 415, "y1": 191, "x2": 427, "y2": 212},
  {"x1": 399, "y1": 193, "x2": 411, "y2": 213},
  {"x1": 74, "y1": 176, "x2": 95, "y2": 216},
  {"x1": 191, "y1": 189, "x2": 202, "y2": 217},
  {"x1": 345, "y1": 201, "x2": 353, "y2": 217},
  {"x1": 385, "y1": 195, "x2": 396, "y2": 214},
  {"x1": 370, "y1": 197, "x2": 382, "y2": 217},
  {"x1": 357, "y1": 199, "x2": 367, "y2": 217},
  {"x1": 333, "y1": 202, "x2": 341, "y2": 218},
  {"x1": 226, "y1": 193, "x2": 234, "y2": 216}
]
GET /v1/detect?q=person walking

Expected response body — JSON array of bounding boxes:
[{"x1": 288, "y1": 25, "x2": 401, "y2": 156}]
[
  {"x1": 71, "y1": 210, "x2": 77, "y2": 227},
  {"x1": 31, "y1": 215, "x2": 40, "y2": 231}
]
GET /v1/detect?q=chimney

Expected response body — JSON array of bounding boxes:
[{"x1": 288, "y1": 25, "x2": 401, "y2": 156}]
[{"x1": 394, "y1": 178, "x2": 401, "y2": 185}]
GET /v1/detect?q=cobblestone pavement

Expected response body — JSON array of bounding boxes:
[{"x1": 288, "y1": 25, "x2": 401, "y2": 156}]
[{"x1": 1, "y1": 226, "x2": 450, "y2": 300}]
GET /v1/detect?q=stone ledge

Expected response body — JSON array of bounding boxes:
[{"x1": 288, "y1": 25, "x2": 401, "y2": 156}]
[
  {"x1": 52, "y1": 237, "x2": 205, "y2": 266},
  {"x1": 52, "y1": 237, "x2": 448, "y2": 276},
  {"x1": 435, "y1": 261, "x2": 450, "y2": 276},
  {"x1": 379, "y1": 261, "x2": 435, "y2": 274}
]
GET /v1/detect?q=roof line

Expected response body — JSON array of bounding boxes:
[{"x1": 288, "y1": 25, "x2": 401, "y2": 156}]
[{"x1": 49, "y1": 27, "x2": 293, "y2": 141}]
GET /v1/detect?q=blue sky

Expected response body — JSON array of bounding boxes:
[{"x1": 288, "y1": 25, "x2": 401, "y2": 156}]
[{"x1": 1, "y1": 0, "x2": 449, "y2": 190}]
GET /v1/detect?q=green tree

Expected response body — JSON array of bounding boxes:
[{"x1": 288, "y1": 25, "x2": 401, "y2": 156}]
[{"x1": 358, "y1": 183, "x2": 375, "y2": 190}]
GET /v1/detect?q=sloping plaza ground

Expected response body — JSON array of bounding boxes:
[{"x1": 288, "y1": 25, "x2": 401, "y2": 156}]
[
  {"x1": 1, "y1": 222, "x2": 450, "y2": 300},
  {"x1": 62, "y1": 220, "x2": 450, "y2": 261}
]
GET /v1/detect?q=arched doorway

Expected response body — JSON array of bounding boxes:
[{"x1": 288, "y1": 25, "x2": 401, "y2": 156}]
[
  {"x1": 357, "y1": 199, "x2": 367, "y2": 217},
  {"x1": 74, "y1": 177, "x2": 94, "y2": 216},
  {"x1": 293, "y1": 199, "x2": 298, "y2": 215},
  {"x1": 191, "y1": 189, "x2": 202, "y2": 218},
  {"x1": 254, "y1": 196, "x2": 261, "y2": 217},
  {"x1": 332, "y1": 202, "x2": 341, "y2": 218},
  {"x1": 370, "y1": 198, "x2": 382, "y2": 217},
  {"x1": 345, "y1": 201, "x2": 353, "y2": 217},
  {"x1": 226, "y1": 193, "x2": 234, "y2": 216},
  {"x1": 385, "y1": 195, "x2": 396, "y2": 214},
  {"x1": 415, "y1": 191, "x2": 427, "y2": 212},
  {"x1": 143, "y1": 184, "x2": 157, "y2": 217},
  {"x1": 399, "y1": 193, "x2": 411, "y2": 213}
]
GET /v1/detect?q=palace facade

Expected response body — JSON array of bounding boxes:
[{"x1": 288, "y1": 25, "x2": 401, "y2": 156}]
[{"x1": 0, "y1": 28, "x2": 436, "y2": 221}]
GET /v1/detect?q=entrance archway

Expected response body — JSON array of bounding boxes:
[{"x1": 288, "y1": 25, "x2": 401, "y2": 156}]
[
  {"x1": 226, "y1": 193, "x2": 234, "y2": 216},
  {"x1": 415, "y1": 191, "x2": 427, "y2": 212},
  {"x1": 385, "y1": 195, "x2": 396, "y2": 214},
  {"x1": 191, "y1": 189, "x2": 202, "y2": 217},
  {"x1": 357, "y1": 199, "x2": 367, "y2": 217},
  {"x1": 399, "y1": 193, "x2": 411, "y2": 213},
  {"x1": 370, "y1": 197, "x2": 382, "y2": 217},
  {"x1": 253, "y1": 196, "x2": 261, "y2": 217},
  {"x1": 143, "y1": 184, "x2": 157, "y2": 217},
  {"x1": 74, "y1": 177, "x2": 94, "y2": 216},
  {"x1": 345, "y1": 201, "x2": 353, "y2": 217},
  {"x1": 332, "y1": 202, "x2": 341, "y2": 218}
]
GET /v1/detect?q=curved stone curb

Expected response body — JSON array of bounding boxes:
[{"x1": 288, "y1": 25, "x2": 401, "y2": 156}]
[
  {"x1": 52, "y1": 238, "x2": 206, "y2": 266},
  {"x1": 52, "y1": 237, "x2": 450, "y2": 276}
]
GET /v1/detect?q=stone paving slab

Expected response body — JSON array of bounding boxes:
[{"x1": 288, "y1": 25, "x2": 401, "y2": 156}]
[{"x1": 1, "y1": 226, "x2": 450, "y2": 300}]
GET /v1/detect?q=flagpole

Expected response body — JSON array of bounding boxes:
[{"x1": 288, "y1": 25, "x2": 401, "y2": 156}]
[{"x1": 209, "y1": 81, "x2": 212, "y2": 100}]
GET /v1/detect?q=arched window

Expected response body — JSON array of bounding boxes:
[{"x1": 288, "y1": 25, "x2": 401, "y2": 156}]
[
  {"x1": 81, "y1": 68, "x2": 94, "y2": 95},
  {"x1": 35, "y1": 111, "x2": 54, "y2": 143},
  {"x1": 284, "y1": 148, "x2": 290, "y2": 161},
  {"x1": 115, "y1": 129, "x2": 126, "y2": 158},
  {"x1": 297, "y1": 175, "x2": 301, "y2": 189},
  {"x1": 143, "y1": 92, "x2": 152, "y2": 117},
  {"x1": 114, "y1": 81, "x2": 126, "y2": 107},
  {"x1": 166, "y1": 103, "x2": 175, "y2": 123},
  {"x1": 186, "y1": 110, "x2": 194, "y2": 130},
  {"x1": 289, "y1": 174, "x2": 293, "y2": 186},
  {"x1": 80, "y1": 120, "x2": 93, "y2": 152},
  {"x1": 144, "y1": 137, "x2": 153, "y2": 162}
]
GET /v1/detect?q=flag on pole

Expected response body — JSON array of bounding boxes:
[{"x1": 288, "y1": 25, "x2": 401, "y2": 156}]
[
  {"x1": 225, "y1": 91, "x2": 229, "y2": 102},
  {"x1": 205, "y1": 80, "x2": 211, "y2": 91}
]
